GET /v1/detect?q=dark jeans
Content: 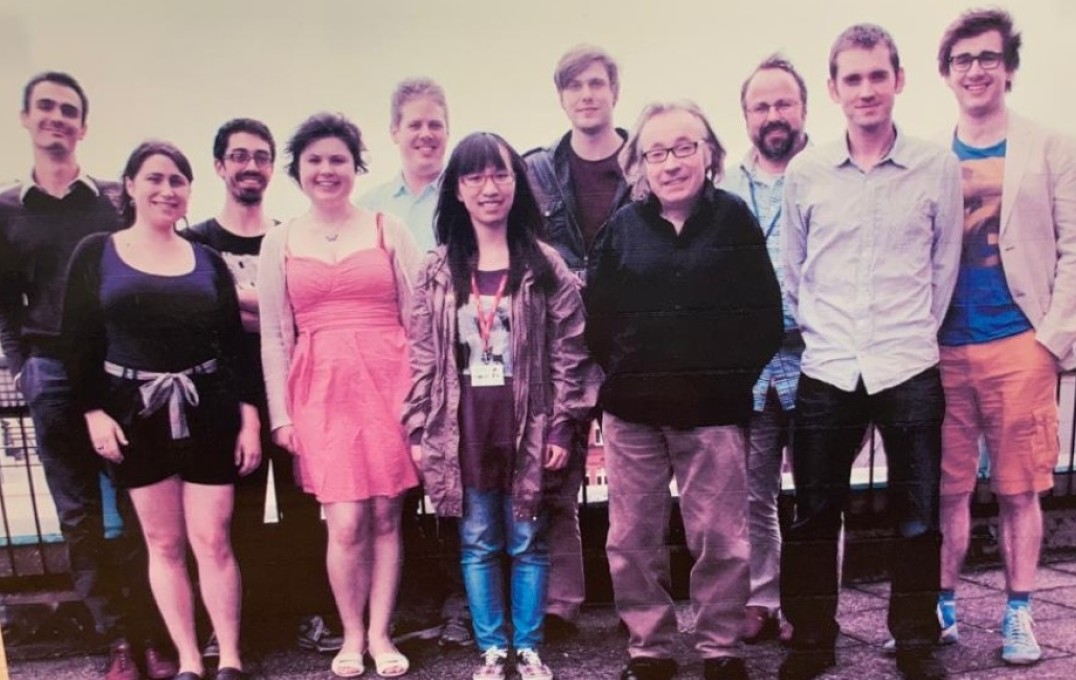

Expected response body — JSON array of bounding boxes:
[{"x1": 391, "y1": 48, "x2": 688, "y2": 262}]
[
  {"x1": 397, "y1": 486, "x2": 468, "y2": 621},
  {"x1": 21, "y1": 356, "x2": 159, "y2": 641},
  {"x1": 231, "y1": 411, "x2": 333, "y2": 631},
  {"x1": 781, "y1": 367, "x2": 944, "y2": 649}
]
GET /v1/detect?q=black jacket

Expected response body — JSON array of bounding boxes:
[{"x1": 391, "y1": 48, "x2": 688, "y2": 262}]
[
  {"x1": 523, "y1": 130, "x2": 631, "y2": 274},
  {"x1": 585, "y1": 185, "x2": 783, "y2": 428}
]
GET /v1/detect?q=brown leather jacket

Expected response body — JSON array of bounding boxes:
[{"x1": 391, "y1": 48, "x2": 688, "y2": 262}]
[{"x1": 402, "y1": 243, "x2": 602, "y2": 519}]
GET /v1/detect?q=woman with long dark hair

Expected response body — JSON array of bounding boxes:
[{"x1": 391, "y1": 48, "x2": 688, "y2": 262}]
[
  {"x1": 62, "y1": 141, "x2": 261, "y2": 680},
  {"x1": 403, "y1": 131, "x2": 600, "y2": 680}
]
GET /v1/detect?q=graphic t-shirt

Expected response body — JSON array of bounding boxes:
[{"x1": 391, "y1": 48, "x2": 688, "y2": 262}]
[
  {"x1": 938, "y1": 138, "x2": 1032, "y2": 346},
  {"x1": 457, "y1": 269, "x2": 514, "y2": 491},
  {"x1": 181, "y1": 219, "x2": 276, "y2": 399}
]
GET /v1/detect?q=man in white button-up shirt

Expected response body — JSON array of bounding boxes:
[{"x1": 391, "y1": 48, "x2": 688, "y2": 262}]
[{"x1": 777, "y1": 24, "x2": 963, "y2": 680}]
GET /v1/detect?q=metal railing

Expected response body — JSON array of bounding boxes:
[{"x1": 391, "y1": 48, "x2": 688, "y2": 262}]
[{"x1": 4, "y1": 357, "x2": 1076, "y2": 584}]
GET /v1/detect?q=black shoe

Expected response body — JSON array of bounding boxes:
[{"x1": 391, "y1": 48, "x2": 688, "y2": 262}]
[
  {"x1": 704, "y1": 656, "x2": 748, "y2": 680},
  {"x1": 619, "y1": 656, "x2": 678, "y2": 680},
  {"x1": 778, "y1": 648, "x2": 836, "y2": 680},
  {"x1": 543, "y1": 613, "x2": 579, "y2": 643},
  {"x1": 896, "y1": 649, "x2": 947, "y2": 680},
  {"x1": 390, "y1": 613, "x2": 443, "y2": 645}
]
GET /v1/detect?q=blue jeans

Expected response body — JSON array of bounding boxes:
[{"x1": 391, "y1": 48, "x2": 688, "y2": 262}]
[
  {"x1": 21, "y1": 356, "x2": 156, "y2": 638},
  {"x1": 459, "y1": 487, "x2": 548, "y2": 651}
]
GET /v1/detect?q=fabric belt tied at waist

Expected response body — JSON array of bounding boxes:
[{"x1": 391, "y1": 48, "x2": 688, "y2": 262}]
[{"x1": 103, "y1": 359, "x2": 218, "y2": 439}]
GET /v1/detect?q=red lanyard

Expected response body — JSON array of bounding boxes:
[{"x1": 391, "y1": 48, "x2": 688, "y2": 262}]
[{"x1": 471, "y1": 271, "x2": 509, "y2": 360}]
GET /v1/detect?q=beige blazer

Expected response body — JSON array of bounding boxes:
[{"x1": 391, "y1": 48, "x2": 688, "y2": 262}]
[{"x1": 941, "y1": 113, "x2": 1076, "y2": 370}]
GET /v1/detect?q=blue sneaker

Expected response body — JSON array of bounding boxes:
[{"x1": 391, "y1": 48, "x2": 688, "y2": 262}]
[
  {"x1": 937, "y1": 596, "x2": 959, "y2": 645},
  {"x1": 882, "y1": 597, "x2": 958, "y2": 654},
  {"x1": 1001, "y1": 604, "x2": 1041, "y2": 665}
]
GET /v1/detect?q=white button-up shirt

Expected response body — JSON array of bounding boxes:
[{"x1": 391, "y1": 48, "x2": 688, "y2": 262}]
[{"x1": 782, "y1": 128, "x2": 963, "y2": 395}]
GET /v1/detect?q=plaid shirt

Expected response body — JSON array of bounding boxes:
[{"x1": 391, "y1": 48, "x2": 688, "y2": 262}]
[{"x1": 720, "y1": 153, "x2": 801, "y2": 412}]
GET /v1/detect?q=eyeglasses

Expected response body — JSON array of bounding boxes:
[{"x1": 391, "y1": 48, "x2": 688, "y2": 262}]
[
  {"x1": 948, "y1": 50, "x2": 1004, "y2": 72},
  {"x1": 459, "y1": 170, "x2": 515, "y2": 188},
  {"x1": 224, "y1": 150, "x2": 273, "y2": 167},
  {"x1": 641, "y1": 141, "x2": 700, "y2": 165},
  {"x1": 745, "y1": 100, "x2": 801, "y2": 118}
]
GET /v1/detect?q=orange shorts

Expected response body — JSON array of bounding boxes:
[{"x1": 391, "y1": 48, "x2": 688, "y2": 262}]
[{"x1": 940, "y1": 330, "x2": 1059, "y2": 496}]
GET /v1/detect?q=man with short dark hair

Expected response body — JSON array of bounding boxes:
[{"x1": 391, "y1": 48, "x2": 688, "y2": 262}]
[
  {"x1": 778, "y1": 24, "x2": 963, "y2": 680},
  {"x1": 934, "y1": 8, "x2": 1076, "y2": 666},
  {"x1": 0, "y1": 71, "x2": 174, "y2": 680},
  {"x1": 182, "y1": 118, "x2": 341, "y2": 656},
  {"x1": 719, "y1": 52, "x2": 809, "y2": 645},
  {"x1": 523, "y1": 44, "x2": 631, "y2": 639}
]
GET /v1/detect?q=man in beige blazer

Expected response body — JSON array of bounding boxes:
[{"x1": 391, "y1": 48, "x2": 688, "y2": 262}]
[{"x1": 935, "y1": 8, "x2": 1076, "y2": 667}]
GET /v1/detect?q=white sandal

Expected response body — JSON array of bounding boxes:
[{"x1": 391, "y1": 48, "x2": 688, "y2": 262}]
[{"x1": 331, "y1": 650, "x2": 366, "y2": 678}]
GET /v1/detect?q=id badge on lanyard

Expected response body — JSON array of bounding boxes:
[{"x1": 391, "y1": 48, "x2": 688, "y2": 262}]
[{"x1": 470, "y1": 270, "x2": 509, "y2": 388}]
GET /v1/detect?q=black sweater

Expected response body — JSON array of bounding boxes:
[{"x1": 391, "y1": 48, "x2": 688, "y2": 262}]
[
  {"x1": 585, "y1": 184, "x2": 783, "y2": 427},
  {"x1": 0, "y1": 179, "x2": 122, "y2": 376}
]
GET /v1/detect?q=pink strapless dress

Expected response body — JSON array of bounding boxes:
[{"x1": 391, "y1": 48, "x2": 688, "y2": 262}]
[{"x1": 285, "y1": 242, "x2": 418, "y2": 502}]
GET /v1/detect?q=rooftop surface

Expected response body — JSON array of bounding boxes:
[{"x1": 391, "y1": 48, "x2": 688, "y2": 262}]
[{"x1": 8, "y1": 556, "x2": 1076, "y2": 679}]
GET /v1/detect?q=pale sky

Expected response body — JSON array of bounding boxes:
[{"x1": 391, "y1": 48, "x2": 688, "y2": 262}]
[{"x1": 0, "y1": 0, "x2": 1072, "y2": 221}]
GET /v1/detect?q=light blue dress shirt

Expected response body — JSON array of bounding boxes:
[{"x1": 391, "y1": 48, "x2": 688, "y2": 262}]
[
  {"x1": 782, "y1": 129, "x2": 964, "y2": 395},
  {"x1": 358, "y1": 172, "x2": 441, "y2": 254},
  {"x1": 721, "y1": 153, "x2": 801, "y2": 412}
]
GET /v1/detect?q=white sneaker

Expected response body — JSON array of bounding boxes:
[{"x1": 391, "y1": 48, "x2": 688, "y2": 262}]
[{"x1": 516, "y1": 649, "x2": 553, "y2": 680}]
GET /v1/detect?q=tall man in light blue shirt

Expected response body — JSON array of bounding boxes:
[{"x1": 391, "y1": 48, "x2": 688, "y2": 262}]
[
  {"x1": 359, "y1": 77, "x2": 448, "y2": 253},
  {"x1": 720, "y1": 53, "x2": 808, "y2": 646},
  {"x1": 777, "y1": 24, "x2": 963, "y2": 680},
  {"x1": 360, "y1": 77, "x2": 473, "y2": 648}
]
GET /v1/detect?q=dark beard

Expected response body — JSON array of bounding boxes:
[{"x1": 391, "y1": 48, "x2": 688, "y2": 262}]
[
  {"x1": 235, "y1": 188, "x2": 264, "y2": 206},
  {"x1": 756, "y1": 121, "x2": 799, "y2": 162}
]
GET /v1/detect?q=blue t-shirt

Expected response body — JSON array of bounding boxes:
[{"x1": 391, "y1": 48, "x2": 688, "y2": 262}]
[{"x1": 938, "y1": 137, "x2": 1032, "y2": 346}]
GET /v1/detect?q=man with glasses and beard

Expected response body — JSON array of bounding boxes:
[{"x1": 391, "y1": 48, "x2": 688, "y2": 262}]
[
  {"x1": 182, "y1": 118, "x2": 341, "y2": 656},
  {"x1": 719, "y1": 53, "x2": 809, "y2": 647}
]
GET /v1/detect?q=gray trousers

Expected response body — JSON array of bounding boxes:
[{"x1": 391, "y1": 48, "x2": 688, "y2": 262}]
[
  {"x1": 604, "y1": 413, "x2": 749, "y2": 659},
  {"x1": 746, "y1": 390, "x2": 791, "y2": 613}
]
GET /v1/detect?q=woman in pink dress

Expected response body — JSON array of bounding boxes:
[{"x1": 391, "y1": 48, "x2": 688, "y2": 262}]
[{"x1": 259, "y1": 112, "x2": 421, "y2": 678}]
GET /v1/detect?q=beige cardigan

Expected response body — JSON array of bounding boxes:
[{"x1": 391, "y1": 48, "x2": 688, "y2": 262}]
[{"x1": 257, "y1": 213, "x2": 423, "y2": 431}]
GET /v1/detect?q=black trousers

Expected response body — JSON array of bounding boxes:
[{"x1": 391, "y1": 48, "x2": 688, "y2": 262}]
[{"x1": 781, "y1": 367, "x2": 944, "y2": 649}]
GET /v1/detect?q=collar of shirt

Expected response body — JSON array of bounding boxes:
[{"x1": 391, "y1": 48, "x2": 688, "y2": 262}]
[
  {"x1": 389, "y1": 171, "x2": 442, "y2": 200},
  {"x1": 737, "y1": 150, "x2": 784, "y2": 189},
  {"x1": 19, "y1": 170, "x2": 99, "y2": 203},
  {"x1": 640, "y1": 183, "x2": 718, "y2": 237},
  {"x1": 826, "y1": 125, "x2": 911, "y2": 170}
]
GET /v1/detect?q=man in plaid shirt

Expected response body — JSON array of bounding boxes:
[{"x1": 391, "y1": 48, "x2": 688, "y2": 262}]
[{"x1": 719, "y1": 53, "x2": 809, "y2": 646}]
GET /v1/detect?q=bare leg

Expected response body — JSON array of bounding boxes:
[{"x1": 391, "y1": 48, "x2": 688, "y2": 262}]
[
  {"x1": 185, "y1": 482, "x2": 242, "y2": 671},
  {"x1": 367, "y1": 495, "x2": 406, "y2": 669},
  {"x1": 324, "y1": 501, "x2": 373, "y2": 656},
  {"x1": 129, "y1": 477, "x2": 201, "y2": 675},
  {"x1": 998, "y1": 492, "x2": 1043, "y2": 593},
  {"x1": 940, "y1": 493, "x2": 972, "y2": 590}
]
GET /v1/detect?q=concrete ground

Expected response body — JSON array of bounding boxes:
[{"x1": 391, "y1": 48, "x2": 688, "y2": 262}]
[{"x1": 9, "y1": 556, "x2": 1076, "y2": 679}]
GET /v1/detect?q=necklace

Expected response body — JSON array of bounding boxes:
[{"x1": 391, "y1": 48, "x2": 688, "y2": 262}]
[{"x1": 325, "y1": 232, "x2": 340, "y2": 242}]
